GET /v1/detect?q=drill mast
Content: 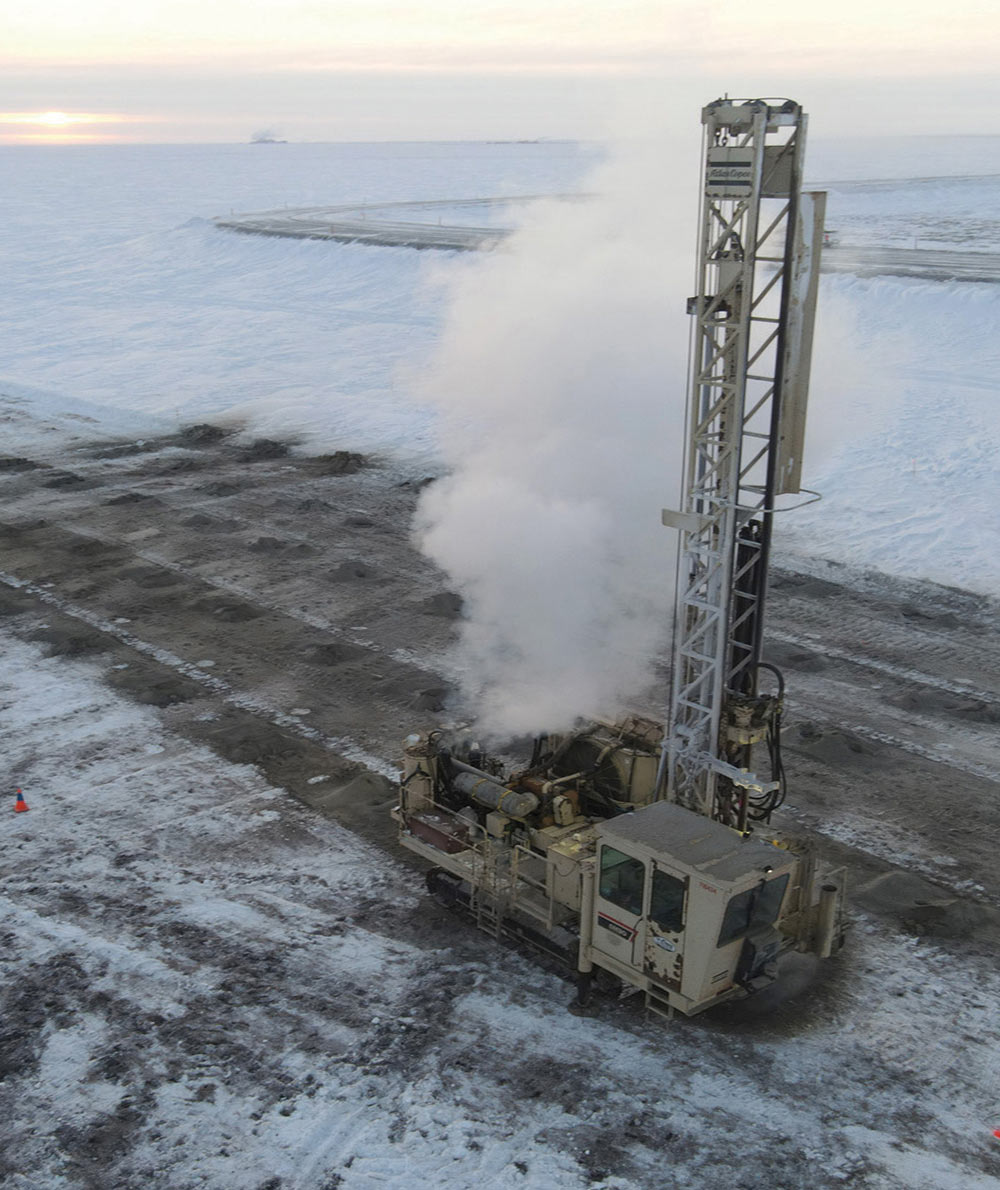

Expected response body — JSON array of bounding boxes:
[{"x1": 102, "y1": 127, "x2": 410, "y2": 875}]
[{"x1": 664, "y1": 98, "x2": 825, "y2": 826}]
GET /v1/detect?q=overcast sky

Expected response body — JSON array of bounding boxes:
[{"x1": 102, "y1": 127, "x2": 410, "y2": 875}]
[{"x1": 3, "y1": 0, "x2": 998, "y2": 144}]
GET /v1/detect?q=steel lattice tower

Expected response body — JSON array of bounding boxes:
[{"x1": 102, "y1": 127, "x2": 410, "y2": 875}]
[{"x1": 663, "y1": 98, "x2": 825, "y2": 822}]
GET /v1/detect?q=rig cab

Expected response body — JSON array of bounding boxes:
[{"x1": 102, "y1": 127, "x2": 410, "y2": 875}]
[{"x1": 395, "y1": 722, "x2": 844, "y2": 1017}]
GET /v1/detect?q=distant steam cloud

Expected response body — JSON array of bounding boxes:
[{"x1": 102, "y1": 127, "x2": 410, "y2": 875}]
[{"x1": 413, "y1": 139, "x2": 694, "y2": 736}]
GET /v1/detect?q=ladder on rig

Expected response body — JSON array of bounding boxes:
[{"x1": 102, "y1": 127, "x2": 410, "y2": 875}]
[{"x1": 468, "y1": 836, "x2": 512, "y2": 938}]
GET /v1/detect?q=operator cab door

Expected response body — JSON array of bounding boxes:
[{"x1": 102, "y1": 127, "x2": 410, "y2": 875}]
[
  {"x1": 594, "y1": 844, "x2": 647, "y2": 969},
  {"x1": 644, "y1": 864, "x2": 687, "y2": 989}
]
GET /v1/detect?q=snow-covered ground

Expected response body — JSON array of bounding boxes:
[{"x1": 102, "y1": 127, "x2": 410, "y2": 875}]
[
  {"x1": 0, "y1": 137, "x2": 998, "y2": 591},
  {"x1": 5, "y1": 634, "x2": 1000, "y2": 1189},
  {"x1": 2, "y1": 135, "x2": 1000, "y2": 1188}
]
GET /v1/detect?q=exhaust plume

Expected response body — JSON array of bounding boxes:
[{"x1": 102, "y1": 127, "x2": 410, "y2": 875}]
[{"x1": 414, "y1": 137, "x2": 694, "y2": 735}]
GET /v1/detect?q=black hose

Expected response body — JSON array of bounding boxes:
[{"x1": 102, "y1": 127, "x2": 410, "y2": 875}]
[
  {"x1": 747, "y1": 662, "x2": 787, "y2": 822},
  {"x1": 400, "y1": 765, "x2": 428, "y2": 789},
  {"x1": 755, "y1": 661, "x2": 785, "y2": 699}
]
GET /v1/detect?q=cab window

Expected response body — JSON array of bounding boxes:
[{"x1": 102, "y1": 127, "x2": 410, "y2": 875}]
[
  {"x1": 650, "y1": 869, "x2": 686, "y2": 933},
  {"x1": 717, "y1": 874, "x2": 790, "y2": 947},
  {"x1": 599, "y1": 846, "x2": 645, "y2": 916}
]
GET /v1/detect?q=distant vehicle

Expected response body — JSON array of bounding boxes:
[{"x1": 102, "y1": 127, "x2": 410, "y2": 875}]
[{"x1": 823, "y1": 229, "x2": 840, "y2": 247}]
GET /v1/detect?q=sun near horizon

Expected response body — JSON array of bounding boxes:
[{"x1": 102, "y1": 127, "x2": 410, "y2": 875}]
[
  {"x1": 1, "y1": 0, "x2": 998, "y2": 143},
  {"x1": 0, "y1": 110, "x2": 148, "y2": 144}
]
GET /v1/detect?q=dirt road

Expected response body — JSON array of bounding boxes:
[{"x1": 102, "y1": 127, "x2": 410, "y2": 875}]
[
  {"x1": 2, "y1": 415, "x2": 999, "y2": 1188},
  {"x1": 1, "y1": 419, "x2": 997, "y2": 910}
]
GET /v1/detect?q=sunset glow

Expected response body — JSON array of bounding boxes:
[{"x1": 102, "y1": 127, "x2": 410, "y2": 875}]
[
  {"x1": 0, "y1": 0, "x2": 995, "y2": 141},
  {"x1": 0, "y1": 111, "x2": 146, "y2": 144},
  {"x1": 1, "y1": 111, "x2": 119, "y2": 125}
]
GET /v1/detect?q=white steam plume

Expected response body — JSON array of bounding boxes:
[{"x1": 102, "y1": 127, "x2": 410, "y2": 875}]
[{"x1": 413, "y1": 136, "x2": 695, "y2": 736}]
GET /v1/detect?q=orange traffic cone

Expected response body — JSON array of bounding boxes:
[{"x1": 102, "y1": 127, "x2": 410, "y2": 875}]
[{"x1": 14, "y1": 789, "x2": 28, "y2": 813}]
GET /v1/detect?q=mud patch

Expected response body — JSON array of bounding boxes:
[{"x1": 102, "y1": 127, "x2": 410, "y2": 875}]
[
  {"x1": 240, "y1": 439, "x2": 290, "y2": 462},
  {"x1": 30, "y1": 626, "x2": 108, "y2": 657},
  {"x1": 891, "y1": 688, "x2": 1000, "y2": 725},
  {"x1": 121, "y1": 566, "x2": 182, "y2": 590},
  {"x1": 0, "y1": 521, "x2": 42, "y2": 543},
  {"x1": 305, "y1": 770, "x2": 395, "y2": 816},
  {"x1": 108, "y1": 666, "x2": 202, "y2": 707},
  {"x1": 105, "y1": 491, "x2": 162, "y2": 506},
  {"x1": 181, "y1": 513, "x2": 238, "y2": 532},
  {"x1": 420, "y1": 591, "x2": 463, "y2": 619},
  {"x1": 855, "y1": 870, "x2": 1000, "y2": 941},
  {"x1": 185, "y1": 709, "x2": 358, "y2": 799},
  {"x1": 116, "y1": 589, "x2": 191, "y2": 618},
  {"x1": 791, "y1": 723, "x2": 886, "y2": 767},
  {"x1": 767, "y1": 640, "x2": 829, "y2": 673},
  {"x1": 199, "y1": 482, "x2": 242, "y2": 498},
  {"x1": 155, "y1": 918, "x2": 234, "y2": 966},
  {"x1": 200, "y1": 718, "x2": 302, "y2": 765},
  {"x1": 0, "y1": 456, "x2": 45, "y2": 472},
  {"x1": 177, "y1": 423, "x2": 229, "y2": 448},
  {"x1": 249, "y1": 536, "x2": 312, "y2": 556},
  {"x1": 0, "y1": 952, "x2": 92, "y2": 1083},
  {"x1": 308, "y1": 641, "x2": 368, "y2": 666},
  {"x1": 770, "y1": 572, "x2": 843, "y2": 600},
  {"x1": 328, "y1": 561, "x2": 378, "y2": 582},
  {"x1": 55, "y1": 1093, "x2": 154, "y2": 1175},
  {"x1": 0, "y1": 586, "x2": 37, "y2": 617},
  {"x1": 192, "y1": 596, "x2": 263, "y2": 623},
  {"x1": 68, "y1": 537, "x2": 123, "y2": 559},
  {"x1": 311, "y1": 451, "x2": 366, "y2": 476},
  {"x1": 410, "y1": 687, "x2": 449, "y2": 712},
  {"x1": 155, "y1": 456, "x2": 204, "y2": 475},
  {"x1": 44, "y1": 470, "x2": 91, "y2": 489},
  {"x1": 900, "y1": 603, "x2": 960, "y2": 629},
  {"x1": 297, "y1": 773, "x2": 399, "y2": 847},
  {"x1": 536, "y1": 1123, "x2": 638, "y2": 1184},
  {"x1": 375, "y1": 674, "x2": 452, "y2": 712}
]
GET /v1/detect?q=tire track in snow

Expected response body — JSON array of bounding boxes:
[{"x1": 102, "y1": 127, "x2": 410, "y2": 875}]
[
  {"x1": 771, "y1": 626, "x2": 1000, "y2": 708},
  {"x1": 0, "y1": 568, "x2": 399, "y2": 781},
  {"x1": 56, "y1": 520, "x2": 446, "y2": 675}
]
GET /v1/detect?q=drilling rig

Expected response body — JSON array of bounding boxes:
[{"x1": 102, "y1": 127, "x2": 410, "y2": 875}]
[{"x1": 393, "y1": 98, "x2": 845, "y2": 1018}]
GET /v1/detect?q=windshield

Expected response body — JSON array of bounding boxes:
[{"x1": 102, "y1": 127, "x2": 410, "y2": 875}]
[
  {"x1": 599, "y1": 846, "x2": 645, "y2": 916},
  {"x1": 717, "y1": 874, "x2": 790, "y2": 947}
]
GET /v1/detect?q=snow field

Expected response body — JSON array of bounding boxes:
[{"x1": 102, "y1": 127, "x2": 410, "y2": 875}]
[
  {"x1": 2, "y1": 635, "x2": 592, "y2": 1187},
  {"x1": 1, "y1": 136, "x2": 1000, "y2": 1188},
  {"x1": 1, "y1": 140, "x2": 998, "y2": 597},
  {"x1": 3, "y1": 634, "x2": 1000, "y2": 1188}
]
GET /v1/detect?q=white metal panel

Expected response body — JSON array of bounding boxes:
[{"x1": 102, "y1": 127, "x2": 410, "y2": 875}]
[{"x1": 775, "y1": 190, "x2": 826, "y2": 495}]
